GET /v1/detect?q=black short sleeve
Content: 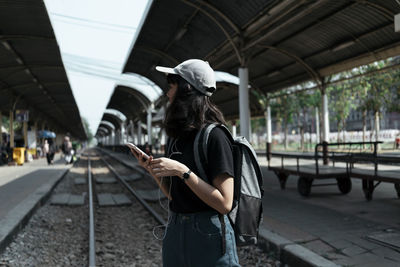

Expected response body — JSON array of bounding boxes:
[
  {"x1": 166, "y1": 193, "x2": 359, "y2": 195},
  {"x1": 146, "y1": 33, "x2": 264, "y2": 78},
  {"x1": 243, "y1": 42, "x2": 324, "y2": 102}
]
[{"x1": 206, "y1": 127, "x2": 234, "y2": 182}]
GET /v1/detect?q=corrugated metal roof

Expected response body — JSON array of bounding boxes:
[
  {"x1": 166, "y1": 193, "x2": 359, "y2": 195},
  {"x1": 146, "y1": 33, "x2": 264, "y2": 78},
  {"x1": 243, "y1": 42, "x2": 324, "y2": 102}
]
[
  {"x1": 122, "y1": 0, "x2": 400, "y2": 123},
  {"x1": 0, "y1": 0, "x2": 86, "y2": 139}
]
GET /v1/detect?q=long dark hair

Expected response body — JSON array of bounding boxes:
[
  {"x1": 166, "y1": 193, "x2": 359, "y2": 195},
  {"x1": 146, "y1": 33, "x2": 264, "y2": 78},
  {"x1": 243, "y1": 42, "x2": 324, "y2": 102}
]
[{"x1": 163, "y1": 74, "x2": 225, "y2": 138}]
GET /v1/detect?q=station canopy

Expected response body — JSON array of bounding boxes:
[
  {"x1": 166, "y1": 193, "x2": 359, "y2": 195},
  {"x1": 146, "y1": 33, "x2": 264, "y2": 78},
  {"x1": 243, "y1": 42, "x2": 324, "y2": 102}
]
[
  {"x1": 0, "y1": 1, "x2": 86, "y2": 139},
  {"x1": 106, "y1": 85, "x2": 153, "y2": 122},
  {"x1": 100, "y1": 112, "x2": 123, "y2": 131},
  {"x1": 124, "y1": 0, "x2": 400, "y2": 119}
]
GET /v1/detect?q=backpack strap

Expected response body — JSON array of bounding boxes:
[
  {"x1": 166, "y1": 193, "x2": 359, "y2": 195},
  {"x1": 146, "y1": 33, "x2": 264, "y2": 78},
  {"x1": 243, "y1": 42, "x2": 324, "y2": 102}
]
[
  {"x1": 194, "y1": 123, "x2": 231, "y2": 256},
  {"x1": 193, "y1": 123, "x2": 217, "y2": 183}
]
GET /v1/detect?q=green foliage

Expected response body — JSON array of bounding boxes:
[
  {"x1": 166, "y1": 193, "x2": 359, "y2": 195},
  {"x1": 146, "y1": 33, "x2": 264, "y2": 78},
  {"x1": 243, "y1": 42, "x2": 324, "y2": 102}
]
[
  {"x1": 82, "y1": 117, "x2": 93, "y2": 142},
  {"x1": 327, "y1": 72, "x2": 357, "y2": 133}
]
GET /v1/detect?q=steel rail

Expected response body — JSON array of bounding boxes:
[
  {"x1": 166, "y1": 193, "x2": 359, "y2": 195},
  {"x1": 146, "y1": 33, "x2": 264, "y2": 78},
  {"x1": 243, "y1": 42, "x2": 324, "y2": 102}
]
[
  {"x1": 88, "y1": 156, "x2": 96, "y2": 267},
  {"x1": 99, "y1": 155, "x2": 166, "y2": 225}
]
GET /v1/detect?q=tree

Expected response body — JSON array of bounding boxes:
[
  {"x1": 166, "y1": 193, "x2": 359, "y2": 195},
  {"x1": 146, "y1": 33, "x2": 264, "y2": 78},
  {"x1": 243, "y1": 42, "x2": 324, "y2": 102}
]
[
  {"x1": 276, "y1": 94, "x2": 295, "y2": 149},
  {"x1": 361, "y1": 61, "x2": 393, "y2": 142},
  {"x1": 328, "y1": 72, "x2": 357, "y2": 144},
  {"x1": 82, "y1": 117, "x2": 93, "y2": 144}
]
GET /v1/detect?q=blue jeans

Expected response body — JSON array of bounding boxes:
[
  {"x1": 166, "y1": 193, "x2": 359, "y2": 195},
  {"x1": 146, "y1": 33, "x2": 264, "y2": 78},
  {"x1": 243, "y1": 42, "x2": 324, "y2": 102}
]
[{"x1": 162, "y1": 210, "x2": 240, "y2": 267}]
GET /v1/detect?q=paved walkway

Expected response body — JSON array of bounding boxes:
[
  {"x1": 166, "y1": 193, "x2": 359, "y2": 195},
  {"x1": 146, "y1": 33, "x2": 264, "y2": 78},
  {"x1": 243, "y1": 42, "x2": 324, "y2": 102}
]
[
  {"x1": 259, "y1": 156, "x2": 400, "y2": 266},
  {"x1": 0, "y1": 155, "x2": 71, "y2": 253}
]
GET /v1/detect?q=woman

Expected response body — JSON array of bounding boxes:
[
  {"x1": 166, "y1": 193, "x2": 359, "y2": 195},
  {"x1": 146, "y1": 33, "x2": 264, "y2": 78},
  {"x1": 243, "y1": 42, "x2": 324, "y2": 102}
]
[{"x1": 131, "y1": 59, "x2": 240, "y2": 266}]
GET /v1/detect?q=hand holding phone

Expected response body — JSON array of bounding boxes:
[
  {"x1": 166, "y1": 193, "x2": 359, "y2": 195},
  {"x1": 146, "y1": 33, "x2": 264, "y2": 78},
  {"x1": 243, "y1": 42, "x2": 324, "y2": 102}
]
[{"x1": 126, "y1": 143, "x2": 149, "y2": 161}]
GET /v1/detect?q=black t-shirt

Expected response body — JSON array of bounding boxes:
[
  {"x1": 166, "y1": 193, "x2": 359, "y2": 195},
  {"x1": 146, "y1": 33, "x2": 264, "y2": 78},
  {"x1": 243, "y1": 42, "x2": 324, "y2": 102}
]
[{"x1": 166, "y1": 127, "x2": 234, "y2": 213}]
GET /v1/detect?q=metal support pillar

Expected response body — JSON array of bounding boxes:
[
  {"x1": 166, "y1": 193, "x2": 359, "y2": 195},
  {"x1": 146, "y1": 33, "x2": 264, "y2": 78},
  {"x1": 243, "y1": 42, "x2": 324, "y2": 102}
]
[
  {"x1": 111, "y1": 130, "x2": 115, "y2": 145},
  {"x1": 137, "y1": 121, "x2": 142, "y2": 146},
  {"x1": 266, "y1": 104, "x2": 272, "y2": 161},
  {"x1": 322, "y1": 89, "x2": 330, "y2": 165},
  {"x1": 33, "y1": 121, "x2": 38, "y2": 149},
  {"x1": 239, "y1": 67, "x2": 250, "y2": 141},
  {"x1": 9, "y1": 110, "x2": 14, "y2": 148},
  {"x1": 23, "y1": 121, "x2": 28, "y2": 147},
  {"x1": 147, "y1": 105, "x2": 153, "y2": 145},
  {"x1": 0, "y1": 113, "x2": 2, "y2": 146},
  {"x1": 120, "y1": 123, "x2": 125, "y2": 144},
  {"x1": 315, "y1": 107, "x2": 320, "y2": 144},
  {"x1": 128, "y1": 120, "x2": 133, "y2": 143}
]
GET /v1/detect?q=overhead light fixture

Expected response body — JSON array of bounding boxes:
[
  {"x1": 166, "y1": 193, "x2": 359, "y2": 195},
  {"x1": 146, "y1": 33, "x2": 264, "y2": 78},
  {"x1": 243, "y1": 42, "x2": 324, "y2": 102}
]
[
  {"x1": 395, "y1": 14, "x2": 400, "y2": 33},
  {"x1": 25, "y1": 69, "x2": 31, "y2": 75},
  {"x1": 16, "y1": 58, "x2": 23, "y2": 64},
  {"x1": 174, "y1": 27, "x2": 187, "y2": 41},
  {"x1": 267, "y1": 70, "x2": 281, "y2": 78},
  {"x1": 331, "y1": 40, "x2": 356, "y2": 52},
  {"x1": 2, "y1": 41, "x2": 12, "y2": 51}
]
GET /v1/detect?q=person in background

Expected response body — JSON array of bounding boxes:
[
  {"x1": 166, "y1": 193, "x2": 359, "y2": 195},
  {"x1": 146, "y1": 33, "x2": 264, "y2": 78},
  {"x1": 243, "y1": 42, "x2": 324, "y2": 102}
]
[
  {"x1": 155, "y1": 138, "x2": 161, "y2": 155},
  {"x1": 47, "y1": 139, "x2": 56, "y2": 165},
  {"x1": 62, "y1": 136, "x2": 73, "y2": 164},
  {"x1": 144, "y1": 142, "x2": 152, "y2": 156},
  {"x1": 43, "y1": 139, "x2": 50, "y2": 165}
]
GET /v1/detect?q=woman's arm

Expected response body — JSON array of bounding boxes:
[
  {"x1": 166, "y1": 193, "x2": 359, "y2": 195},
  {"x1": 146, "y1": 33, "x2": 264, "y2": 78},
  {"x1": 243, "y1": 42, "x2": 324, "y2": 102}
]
[{"x1": 150, "y1": 157, "x2": 234, "y2": 214}]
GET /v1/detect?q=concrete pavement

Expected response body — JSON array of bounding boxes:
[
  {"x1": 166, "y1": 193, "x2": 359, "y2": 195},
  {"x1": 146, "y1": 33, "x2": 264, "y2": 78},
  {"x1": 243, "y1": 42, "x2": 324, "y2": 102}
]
[
  {"x1": 0, "y1": 156, "x2": 71, "y2": 253},
  {"x1": 259, "y1": 155, "x2": 400, "y2": 266}
]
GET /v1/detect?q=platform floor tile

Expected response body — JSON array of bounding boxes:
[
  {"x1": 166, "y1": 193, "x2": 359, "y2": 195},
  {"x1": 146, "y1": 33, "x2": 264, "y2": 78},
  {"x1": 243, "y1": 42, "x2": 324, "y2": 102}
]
[{"x1": 96, "y1": 177, "x2": 117, "y2": 184}]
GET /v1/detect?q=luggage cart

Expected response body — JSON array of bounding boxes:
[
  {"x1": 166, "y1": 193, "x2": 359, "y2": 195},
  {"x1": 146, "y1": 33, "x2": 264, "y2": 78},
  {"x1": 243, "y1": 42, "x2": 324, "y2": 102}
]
[{"x1": 268, "y1": 142, "x2": 383, "y2": 197}]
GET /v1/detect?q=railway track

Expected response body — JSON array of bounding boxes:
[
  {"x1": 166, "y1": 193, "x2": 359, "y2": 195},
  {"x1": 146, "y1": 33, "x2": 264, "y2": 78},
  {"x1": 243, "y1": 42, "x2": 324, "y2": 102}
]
[{"x1": 1, "y1": 148, "x2": 277, "y2": 266}]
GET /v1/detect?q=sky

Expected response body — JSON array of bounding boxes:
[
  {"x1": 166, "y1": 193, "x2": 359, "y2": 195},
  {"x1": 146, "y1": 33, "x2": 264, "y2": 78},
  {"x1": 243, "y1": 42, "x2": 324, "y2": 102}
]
[
  {"x1": 43, "y1": 0, "x2": 157, "y2": 135},
  {"x1": 43, "y1": 0, "x2": 241, "y2": 137}
]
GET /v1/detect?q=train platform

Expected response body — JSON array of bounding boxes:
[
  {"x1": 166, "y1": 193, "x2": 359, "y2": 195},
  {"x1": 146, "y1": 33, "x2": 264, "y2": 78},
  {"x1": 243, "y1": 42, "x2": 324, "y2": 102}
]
[
  {"x1": 1, "y1": 148, "x2": 399, "y2": 266},
  {"x1": 101, "y1": 148, "x2": 400, "y2": 267},
  {"x1": 0, "y1": 155, "x2": 72, "y2": 253}
]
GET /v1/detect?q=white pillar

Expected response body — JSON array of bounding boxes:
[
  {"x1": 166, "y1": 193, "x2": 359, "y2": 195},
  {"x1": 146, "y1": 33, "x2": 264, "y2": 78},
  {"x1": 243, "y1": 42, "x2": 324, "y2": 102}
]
[
  {"x1": 315, "y1": 107, "x2": 320, "y2": 144},
  {"x1": 232, "y1": 123, "x2": 237, "y2": 138},
  {"x1": 120, "y1": 123, "x2": 125, "y2": 144},
  {"x1": 374, "y1": 111, "x2": 380, "y2": 141},
  {"x1": 266, "y1": 105, "x2": 272, "y2": 143},
  {"x1": 147, "y1": 105, "x2": 153, "y2": 145},
  {"x1": 0, "y1": 113, "x2": 2, "y2": 146},
  {"x1": 137, "y1": 121, "x2": 142, "y2": 145},
  {"x1": 129, "y1": 120, "x2": 134, "y2": 143},
  {"x1": 10, "y1": 110, "x2": 14, "y2": 148},
  {"x1": 161, "y1": 129, "x2": 166, "y2": 147},
  {"x1": 239, "y1": 67, "x2": 250, "y2": 141},
  {"x1": 322, "y1": 91, "x2": 330, "y2": 142}
]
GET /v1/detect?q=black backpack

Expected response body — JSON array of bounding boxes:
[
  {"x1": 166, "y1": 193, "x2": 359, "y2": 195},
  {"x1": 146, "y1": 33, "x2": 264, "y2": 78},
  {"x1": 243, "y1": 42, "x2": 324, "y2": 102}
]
[{"x1": 193, "y1": 123, "x2": 264, "y2": 246}]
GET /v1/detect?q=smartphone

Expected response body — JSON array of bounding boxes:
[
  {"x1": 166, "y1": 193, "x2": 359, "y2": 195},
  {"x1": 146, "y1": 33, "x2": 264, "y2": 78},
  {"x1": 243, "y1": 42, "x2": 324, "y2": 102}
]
[{"x1": 125, "y1": 143, "x2": 149, "y2": 161}]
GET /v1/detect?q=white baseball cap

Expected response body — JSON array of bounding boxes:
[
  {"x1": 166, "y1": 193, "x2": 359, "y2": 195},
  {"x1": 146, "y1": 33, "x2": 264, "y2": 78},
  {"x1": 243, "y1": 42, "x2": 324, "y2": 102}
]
[{"x1": 156, "y1": 59, "x2": 216, "y2": 96}]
